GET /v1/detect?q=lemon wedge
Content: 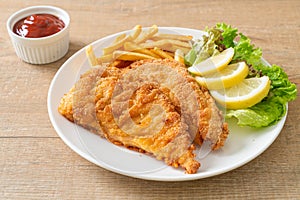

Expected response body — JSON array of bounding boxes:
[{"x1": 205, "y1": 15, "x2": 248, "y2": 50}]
[
  {"x1": 195, "y1": 62, "x2": 249, "y2": 90},
  {"x1": 188, "y1": 47, "x2": 234, "y2": 76},
  {"x1": 210, "y1": 76, "x2": 271, "y2": 109}
]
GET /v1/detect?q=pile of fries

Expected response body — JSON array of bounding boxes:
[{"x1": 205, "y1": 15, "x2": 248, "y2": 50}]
[{"x1": 86, "y1": 25, "x2": 193, "y2": 66}]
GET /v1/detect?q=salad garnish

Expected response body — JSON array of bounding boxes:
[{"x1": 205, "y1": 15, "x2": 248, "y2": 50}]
[{"x1": 185, "y1": 23, "x2": 297, "y2": 127}]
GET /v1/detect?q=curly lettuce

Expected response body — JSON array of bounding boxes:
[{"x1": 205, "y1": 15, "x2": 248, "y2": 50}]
[
  {"x1": 215, "y1": 23, "x2": 237, "y2": 48},
  {"x1": 184, "y1": 27, "x2": 222, "y2": 66}
]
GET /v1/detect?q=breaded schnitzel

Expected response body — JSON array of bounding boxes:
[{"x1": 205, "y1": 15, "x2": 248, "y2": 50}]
[{"x1": 58, "y1": 59, "x2": 228, "y2": 173}]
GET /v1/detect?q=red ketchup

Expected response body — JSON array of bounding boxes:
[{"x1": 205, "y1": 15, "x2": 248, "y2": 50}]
[{"x1": 13, "y1": 14, "x2": 65, "y2": 38}]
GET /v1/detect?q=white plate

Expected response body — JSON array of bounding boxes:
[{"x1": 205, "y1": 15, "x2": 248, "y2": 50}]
[{"x1": 47, "y1": 27, "x2": 287, "y2": 181}]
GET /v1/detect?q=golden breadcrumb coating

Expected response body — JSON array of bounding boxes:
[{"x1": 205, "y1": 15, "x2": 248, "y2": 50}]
[{"x1": 58, "y1": 59, "x2": 229, "y2": 173}]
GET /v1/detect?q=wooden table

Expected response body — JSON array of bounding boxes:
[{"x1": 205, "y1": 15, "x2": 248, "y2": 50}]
[{"x1": 1, "y1": 0, "x2": 299, "y2": 199}]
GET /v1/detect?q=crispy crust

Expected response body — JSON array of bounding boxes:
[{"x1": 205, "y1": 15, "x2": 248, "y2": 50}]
[{"x1": 58, "y1": 59, "x2": 229, "y2": 173}]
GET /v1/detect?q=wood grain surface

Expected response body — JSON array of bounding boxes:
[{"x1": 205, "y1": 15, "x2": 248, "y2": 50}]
[{"x1": 1, "y1": 0, "x2": 299, "y2": 199}]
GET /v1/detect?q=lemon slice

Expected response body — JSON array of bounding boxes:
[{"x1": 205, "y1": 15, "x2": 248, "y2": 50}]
[
  {"x1": 195, "y1": 62, "x2": 249, "y2": 90},
  {"x1": 210, "y1": 76, "x2": 271, "y2": 109},
  {"x1": 188, "y1": 47, "x2": 234, "y2": 76}
]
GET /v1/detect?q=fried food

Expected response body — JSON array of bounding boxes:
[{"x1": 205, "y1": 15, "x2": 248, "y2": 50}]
[
  {"x1": 113, "y1": 50, "x2": 157, "y2": 61},
  {"x1": 86, "y1": 25, "x2": 192, "y2": 65},
  {"x1": 174, "y1": 49, "x2": 185, "y2": 64},
  {"x1": 133, "y1": 24, "x2": 158, "y2": 43},
  {"x1": 85, "y1": 45, "x2": 98, "y2": 66},
  {"x1": 58, "y1": 59, "x2": 228, "y2": 173}
]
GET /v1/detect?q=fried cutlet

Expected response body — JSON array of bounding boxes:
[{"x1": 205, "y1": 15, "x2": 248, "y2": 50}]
[{"x1": 58, "y1": 59, "x2": 228, "y2": 173}]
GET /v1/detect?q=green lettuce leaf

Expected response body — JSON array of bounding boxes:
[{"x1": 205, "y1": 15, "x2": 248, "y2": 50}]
[
  {"x1": 184, "y1": 47, "x2": 197, "y2": 66},
  {"x1": 216, "y1": 23, "x2": 238, "y2": 48},
  {"x1": 226, "y1": 96, "x2": 286, "y2": 127},
  {"x1": 184, "y1": 27, "x2": 222, "y2": 66},
  {"x1": 232, "y1": 33, "x2": 262, "y2": 66},
  {"x1": 254, "y1": 64, "x2": 297, "y2": 102}
]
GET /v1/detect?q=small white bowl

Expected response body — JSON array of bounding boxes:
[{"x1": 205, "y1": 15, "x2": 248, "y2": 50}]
[{"x1": 6, "y1": 5, "x2": 70, "y2": 64}]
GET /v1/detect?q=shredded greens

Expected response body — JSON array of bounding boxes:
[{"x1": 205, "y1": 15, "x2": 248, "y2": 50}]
[
  {"x1": 184, "y1": 27, "x2": 222, "y2": 66},
  {"x1": 185, "y1": 23, "x2": 297, "y2": 127}
]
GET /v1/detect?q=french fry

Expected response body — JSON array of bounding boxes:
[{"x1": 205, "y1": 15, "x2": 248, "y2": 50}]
[
  {"x1": 134, "y1": 24, "x2": 158, "y2": 44},
  {"x1": 150, "y1": 49, "x2": 174, "y2": 58},
  {"x1": 151, "y1": 33, "x2": 193, "y2": 41},
  {"x1": 163, "y1": 45, "x2": 191, "y2": 54},
  {"x1": 85, "y1": 45, "x2": 98, "y2": 66},
  {"x1": 174, "y1": 49, "x2": 185, "y2": 64},
  {"x1": 98, "y1": 54, "x2": 113, "y2": 63},
  {"x1": 140, "y1": 38, "x2": 191, "y2": 50},
  {"x1": 133, "y1": 49, "x2": 161, "y2": 58},
  {"x1": 164, "y1": 39, "x2": 191, "y2": 48},
  {"x1": 123, "y1": 42, "x2": 139, "y2": 51},
  {"x1": 130, "y1": 25, "x2": 142, "y2": 40},
  {"x1": 149, "y1": 49, "x2": 163, "y2": 58},
  {"x1": 113, "y1": 33, "x2": 126, "y2": 44},
  {"x1": 103, "y1": 35, "x2": 132, "y2": 55},
  {"x1": 151, "y1": 47, "x2": 173, "y2": 59},
  {"x1": 124, "y1": 42, "x2": 161, "y2": 58},
  {"x1": 164, "y1": 51, "x2": 175, "y2": 57},
  {"x1": 139, "y1": 39, "x2": 190, "y2": 51},
  {"x1": 113, "y1": 50, "x2": 157, "y2": 61},
  {"x1": 90, "y1": 25, "x2": 194, "y2": 65},
  {"x1": 139, "y1": 39, "x2": 172, "y2": 50}
]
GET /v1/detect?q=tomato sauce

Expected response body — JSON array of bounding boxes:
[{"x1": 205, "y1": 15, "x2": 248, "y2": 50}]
[{"x1": 13, "y1": 14, "x2": 65, "y2": 38}]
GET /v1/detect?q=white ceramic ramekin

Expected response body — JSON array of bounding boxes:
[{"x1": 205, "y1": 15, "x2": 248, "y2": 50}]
[{"x1": 6, "y1": 5, "x2": 70, "y2": 64}]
